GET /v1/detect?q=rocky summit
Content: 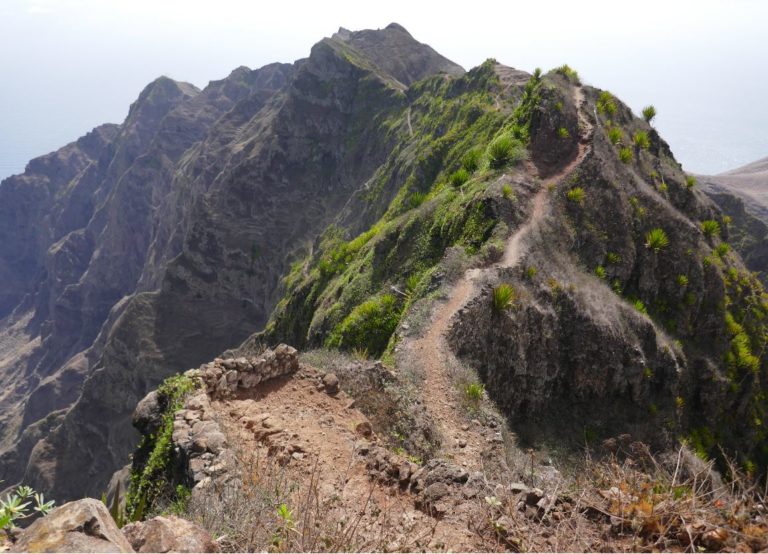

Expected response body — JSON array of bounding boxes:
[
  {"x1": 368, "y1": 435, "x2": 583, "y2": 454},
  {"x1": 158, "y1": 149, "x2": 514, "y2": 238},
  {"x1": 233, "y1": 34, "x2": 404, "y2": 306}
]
[{"x1": 1, "y1": 22, "x2": 768, "y2": 553}]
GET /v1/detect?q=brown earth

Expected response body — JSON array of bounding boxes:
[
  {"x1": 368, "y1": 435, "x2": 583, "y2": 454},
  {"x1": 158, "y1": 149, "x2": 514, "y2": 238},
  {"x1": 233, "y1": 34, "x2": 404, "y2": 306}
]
[{"x1": 201, "y1": 365, "x2": 490, "y2": 551}]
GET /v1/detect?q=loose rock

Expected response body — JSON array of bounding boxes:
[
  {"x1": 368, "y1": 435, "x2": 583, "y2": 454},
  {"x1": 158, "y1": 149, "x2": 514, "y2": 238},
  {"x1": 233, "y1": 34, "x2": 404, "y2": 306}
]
[{"x1": 122, "y1": 515, "x2": 219, "y2": 553}]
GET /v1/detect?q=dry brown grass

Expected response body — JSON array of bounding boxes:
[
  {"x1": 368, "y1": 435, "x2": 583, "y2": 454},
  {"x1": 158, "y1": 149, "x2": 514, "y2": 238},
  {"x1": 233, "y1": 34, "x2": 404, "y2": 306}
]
[
  {"x1": 183, "y1": 445, "x2": 434, "y2": 553},
  {"x1": 466, "y1": 444, "x2": 768, "y2": 553}
]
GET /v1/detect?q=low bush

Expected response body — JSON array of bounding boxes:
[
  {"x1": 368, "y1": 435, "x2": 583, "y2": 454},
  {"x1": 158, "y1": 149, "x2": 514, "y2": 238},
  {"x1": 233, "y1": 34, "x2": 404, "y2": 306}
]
[
  {"x1": 677, "y1": 274, "x2": 689, "y2": 287},
  {"x1": 1, "y1": 486, "x2": 55, "y2": 530},
  {"x1": 461, "y1": 149, "x2": 482, "y2": 173},
  {"x1": 567, "y1": 187, "x2": 585, "y2": 204},
  {"x1": 502, "y1": 184, "x2": 514, "y2": 199},
  {"x1": 633, "y1": 130, "x2": 651, "y2": 150},
  {"x1": 685, "y1": 175, "x2": 697, "y2": 188},
  {"x1": 701, "y1": 219, "x2": 721, "y2": 238},
  {"x1": 633, "y1": 298, "x2": 648, "y2": 314},
  {"x1": 619, "y1": 147, "x2": 633, "y2": 163},
  {"x1": 326, "y1": 294, "x2": 401, "y2": 357},
  {"x1": 714, "y1": 242, "x2": 730, "y2": 258},
  {"x1": 408, "y1": 191, "x2": 427, "y2": 209},
  {"x1": 492, "y1": 283, "x2": 515, "y2": 312},
  {"x1": 597, "y1": 91, "x2": 618, "y2": 116},
  {"x1": 555, "y1": 64, "x2": 580, "y2": 83},
  {"x1": 558, "y1": 127, "x2": 570, "y2": 139},
  {"x1": 486, "y1": 134, "x2": 526, "y2": 169},
  {"x1": 449, "y1": 168, "x2": 470, "y2": 187},
  {"x1": 464, "y1": 382, "x2": 485, "y2": 405},
  {"x1": 642, "y1": 105, "x2": 657, "y2": 123},
  {"x1": 595, "y1": 265, "x2": 607, "y2": 279},
  {"x1": 607, "y1": 126, "x2": 623, "y2": 145},
  {"x1": 645, "y1": 228, "x2": 670, "y2": 252}
]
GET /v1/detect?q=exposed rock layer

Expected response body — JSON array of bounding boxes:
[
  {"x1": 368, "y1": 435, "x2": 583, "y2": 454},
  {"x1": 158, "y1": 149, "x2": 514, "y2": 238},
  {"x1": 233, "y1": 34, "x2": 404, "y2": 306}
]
[{"x1": 0, "y1": 25, "x2": 462, "y2": 499}]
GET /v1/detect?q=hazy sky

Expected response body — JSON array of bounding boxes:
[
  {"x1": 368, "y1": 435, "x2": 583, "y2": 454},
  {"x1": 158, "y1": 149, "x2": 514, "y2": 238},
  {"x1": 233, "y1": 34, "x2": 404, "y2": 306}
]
[{"x1": 1, "y1": 0, "x2": 767, "y2": 179}]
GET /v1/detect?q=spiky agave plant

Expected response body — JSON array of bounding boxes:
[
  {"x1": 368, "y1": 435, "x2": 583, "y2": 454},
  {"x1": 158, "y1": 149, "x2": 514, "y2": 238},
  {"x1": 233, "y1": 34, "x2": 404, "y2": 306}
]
[
  {"x1": 701, "y1": 219, "x2": 721, "y2": 238},
  {"x1": 492, "y1": 283, "x2": 515, "y2": 312},
  {"x1": 645, "y1": 228, "x2": 669, "y2": 252},
  {"x1": 642, "y1": 105, "x2": 657, "y2": 123}
]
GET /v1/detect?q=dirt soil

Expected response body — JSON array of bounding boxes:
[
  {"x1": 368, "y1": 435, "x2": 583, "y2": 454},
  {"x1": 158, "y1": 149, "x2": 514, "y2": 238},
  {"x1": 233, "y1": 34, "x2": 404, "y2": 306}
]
[{"x1": 212, "y1": 365, "x2": 487, "y2": 551}]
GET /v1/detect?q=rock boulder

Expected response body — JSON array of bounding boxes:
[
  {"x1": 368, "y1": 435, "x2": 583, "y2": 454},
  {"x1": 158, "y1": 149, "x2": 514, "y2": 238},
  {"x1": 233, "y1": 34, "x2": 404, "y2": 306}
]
[{"x1": 10, "y1": 498, "x2": 133, "y2": 553}]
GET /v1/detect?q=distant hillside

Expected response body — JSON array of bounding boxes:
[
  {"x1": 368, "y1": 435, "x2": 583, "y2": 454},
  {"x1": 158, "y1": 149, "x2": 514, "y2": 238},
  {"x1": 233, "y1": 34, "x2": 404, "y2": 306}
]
[{"x1": 699, "y1": 157, "x2": 768, "y2": 284}]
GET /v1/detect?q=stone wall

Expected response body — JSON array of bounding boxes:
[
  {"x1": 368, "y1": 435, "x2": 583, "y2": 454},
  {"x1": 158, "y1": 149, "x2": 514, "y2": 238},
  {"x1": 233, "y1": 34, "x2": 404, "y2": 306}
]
[
  {"x1": 196, "y1": 343, "x2": 299, "y2": 398},
  {"x1": 133, "y1": 344, "x2": 299, "y2": 501}
]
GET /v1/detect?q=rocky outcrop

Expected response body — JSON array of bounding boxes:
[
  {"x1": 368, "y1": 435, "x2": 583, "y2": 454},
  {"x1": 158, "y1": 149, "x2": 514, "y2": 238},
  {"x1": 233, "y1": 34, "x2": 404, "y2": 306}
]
[
  {"x1": 122, "y1": 516, "x2": 218, "y2": 553},
  {"x1": 0, "y1": 24, "x2": 460, "y2": 500},
  {"x1": 10, "y1": 498, "x2": 133, "y2": 553}
]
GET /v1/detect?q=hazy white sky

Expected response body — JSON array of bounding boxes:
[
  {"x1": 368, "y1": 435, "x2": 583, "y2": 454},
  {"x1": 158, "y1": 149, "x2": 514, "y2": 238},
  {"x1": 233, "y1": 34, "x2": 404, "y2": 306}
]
[{"x1": 1, "y1": 0, "x2": 767, "y2": 177}]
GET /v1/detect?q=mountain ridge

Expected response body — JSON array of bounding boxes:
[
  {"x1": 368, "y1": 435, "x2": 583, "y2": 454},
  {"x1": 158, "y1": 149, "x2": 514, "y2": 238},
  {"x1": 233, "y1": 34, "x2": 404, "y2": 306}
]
[{"x1": 0, "y1": 24, "x2": 765, "y2": 511}]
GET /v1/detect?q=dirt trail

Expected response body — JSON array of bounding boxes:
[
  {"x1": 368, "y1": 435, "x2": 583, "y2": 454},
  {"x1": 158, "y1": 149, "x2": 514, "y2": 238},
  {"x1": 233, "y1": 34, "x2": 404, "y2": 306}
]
[
  {"x1": 408, "y1": 84, "x2": 593, "y2": 471},
  {"x1": 213, "y1": 366, "x2": 483, "y2": 550}
]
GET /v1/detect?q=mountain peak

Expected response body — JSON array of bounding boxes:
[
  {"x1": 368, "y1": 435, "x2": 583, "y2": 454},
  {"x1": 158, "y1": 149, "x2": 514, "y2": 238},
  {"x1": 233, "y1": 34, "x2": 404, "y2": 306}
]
[
  {"x1": 385, "y1": 22, "x2": 412, "y2": 35},
  {"x1": 325, "y1": 23, "x2": 463, "y2": 87}
]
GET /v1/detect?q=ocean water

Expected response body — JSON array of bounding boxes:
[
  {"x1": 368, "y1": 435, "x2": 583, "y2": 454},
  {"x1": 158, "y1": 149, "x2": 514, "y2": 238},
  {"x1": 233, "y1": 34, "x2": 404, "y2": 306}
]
[{"x1": 1, "y1": 56, "x2": 767, "y2": 182}]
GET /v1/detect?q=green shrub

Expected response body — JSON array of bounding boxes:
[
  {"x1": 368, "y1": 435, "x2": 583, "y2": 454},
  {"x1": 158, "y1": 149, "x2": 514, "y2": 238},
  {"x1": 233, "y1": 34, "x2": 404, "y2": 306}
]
[
  {"x1": 486, "y1": 134, "x2": 526, "y2": 169},
  {"x1": 126, "y1": 374, "x2": 198, "y2": 520},
  {"x1": 685, "y1": 175, "x2": 697, "y2": 188},
  {"x1": 555, "y1": 64, "x2": 580, "y2": 83},
  {"x1": 1, "y1": 486, "x2": 55, "y2": 530},
  {"x1": 326, "y1": 294, "x2": 401, "y2": 357},
  {"x1": 645, "y1": 228, "x2": 669, "y2": 252},
  {"x1": 597, "y1": 91, "x2": 618, "y2": 116},
  {"x1": 450, "y1": 168, "x2": 470, "y2": 187},
  {"x1": 567, "y1": 187, "x2": 585, "y2": 204},
  {"x1": 558, "y1": 127, "x2": 570, "y2": 139},
  {"x1": 492, "y1": 283, "x2": 515, "y2": 312},
  {"x1": 633, "y1": 298, "x2": 648, "y2": 314},
  {"x1": 633, "y1": 130, "x2": 650, "y2": 150},
  {"x1": 525, "y1": 266, "x2": 537, "y2": 280},
  {"x1": 464, "y1": 382, "x2": 485, "y2": 404},
  {"x1": 606, "y1": 252, "x2": 621, "y2": 264},
  {"x1": 461, "y1": 149, "x2": 482, "y2": 173},
  {"x1": 408, "y1": 191, "x2": 427, "y2": 209},
  {"x1": 612, "y1": 279, "x2": 624, "y2": 294},
  {"x1": 677, "y1": 274, "x2": 689, "y2": 287},
  {"x1": 607, "y1": 126, "x2": 623, "y2": 145},
  {"x1": 714, "y1": 242, "x2": 730, "y2": 258},
  {"x1": 501, "y1": 184, "x2": 514, "y2": 199},
  {"x1": 619, "y1": 147, "x2": 633, "y2": 163},
  {"x1": 404, "y1": 273, "x2": 421, "y2": 304},
  {"x1": 595, "y1": 265, "x2": 607, "y2": 279},
  {"x1": 701, "y1": 219, "x2": 720, "y2": 238},
  {"x1": 642, "y1": 105, "x2": 657, "y2": 123}
]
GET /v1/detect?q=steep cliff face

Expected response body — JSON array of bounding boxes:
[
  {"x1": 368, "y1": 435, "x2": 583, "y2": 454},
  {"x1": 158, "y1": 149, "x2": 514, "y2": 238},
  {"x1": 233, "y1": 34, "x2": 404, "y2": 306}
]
[{"x1": 0, "y1": 25, "x2": 467, "y2": 500}]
